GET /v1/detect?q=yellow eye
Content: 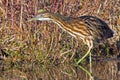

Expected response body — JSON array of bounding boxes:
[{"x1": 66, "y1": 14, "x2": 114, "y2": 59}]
[{"x1": 37, "y1": 9, "x2": 45, "y2": 13}]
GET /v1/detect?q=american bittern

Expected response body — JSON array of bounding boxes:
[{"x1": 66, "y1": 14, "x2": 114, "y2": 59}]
[{"x1": 28, "y1": 10, "x2": 114, "y2": 79}]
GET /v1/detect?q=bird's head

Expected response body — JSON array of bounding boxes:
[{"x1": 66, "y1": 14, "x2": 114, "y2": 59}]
[{"x1": 28, "y1": 10, "x2": 54, "y2": 22}]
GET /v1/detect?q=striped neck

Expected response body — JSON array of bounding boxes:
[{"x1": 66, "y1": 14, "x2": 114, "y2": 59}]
[
  {"x1": 50, "y1": 14, "x2": 67, "y2": 28},
  {"x1": 49, "y1": 14, "x2": 77, "y2": 38}
]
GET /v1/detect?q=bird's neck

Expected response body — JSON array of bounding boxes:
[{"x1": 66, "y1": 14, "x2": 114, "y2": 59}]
[
  {"x1": 50, "y1": 13, "x2": 70, "y2": 29},
  {"x1": 50, "y1": 13, "x2": 77, "y2": 38}
]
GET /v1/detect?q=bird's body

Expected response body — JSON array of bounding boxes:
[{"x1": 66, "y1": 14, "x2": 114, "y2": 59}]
[
  {"x1": 36, "y1": 12, "x2": 113, "y2": 49},
  {"x1": 29, "y1": 11, "x2": 114, "y2": 80}
]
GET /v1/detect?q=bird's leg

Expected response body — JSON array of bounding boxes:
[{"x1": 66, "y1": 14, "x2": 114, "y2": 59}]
[
  {"x1": 76, "y1": 48, "x2": 94, "y2": 80},
  {"x1": 77, "y1": 65, "x2": 92, "y2": 79},
  {"x1": 77, "y1": 37, "x2": 93, "y2": 64},
  {"x1": 89, "y1": 51, "x2": 94, "y2": 80},
  {"x1": 77, "y1": 47, "x2": 91, "y2": 64},
  {"x1": 76, "y1": 38, "x2": 94, "y2": 80},
  {"x1": 89, "y1": 51, "x2": 92, "y2": 73}
]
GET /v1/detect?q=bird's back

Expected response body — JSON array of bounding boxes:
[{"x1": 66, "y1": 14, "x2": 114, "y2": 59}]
[{"x1": 79, "y1": 16, "x2": 114, "y2": 43}]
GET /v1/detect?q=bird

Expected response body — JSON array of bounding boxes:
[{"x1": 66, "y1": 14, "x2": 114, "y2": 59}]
[{"x1": 28, "y1": 10, "x2": 114, "y2": 79}]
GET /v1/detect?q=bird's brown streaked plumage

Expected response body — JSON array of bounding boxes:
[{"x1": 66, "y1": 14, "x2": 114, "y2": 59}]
[
  {"x1": 28, "y1": 11, "x2": 114, "y2": 55},
  {"x1": 50, "y1": 14, "x2": 113, "y2": 48},
  {"x1": 28, "y1": 11, "x2": 114, "y2": 79}
]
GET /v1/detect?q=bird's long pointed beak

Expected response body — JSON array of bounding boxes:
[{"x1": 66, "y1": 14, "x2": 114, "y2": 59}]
[
  {"x1": 27, "y1": 17, "x2": 38, "y2": 22},
  {"x1": 28, "y1": 17, "x2": 51, "y2": 22},
  {"x1": 28, "y1": 13, "x2": 52, "y2": 22}
]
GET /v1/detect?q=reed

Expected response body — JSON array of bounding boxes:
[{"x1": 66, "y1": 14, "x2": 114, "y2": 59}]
[{"x1": 28, "y1": 10, "x2": 114, "y2": 80}]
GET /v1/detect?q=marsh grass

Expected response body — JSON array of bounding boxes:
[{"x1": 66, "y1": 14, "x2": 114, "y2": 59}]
[{"x1": 0, "y1": 0, "x2": 120, "y2": 80}]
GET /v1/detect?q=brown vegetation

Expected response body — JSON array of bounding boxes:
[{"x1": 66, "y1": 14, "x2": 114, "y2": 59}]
[{"x1": 0, "y1": 0, "x2": 120, "y2": 80}]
